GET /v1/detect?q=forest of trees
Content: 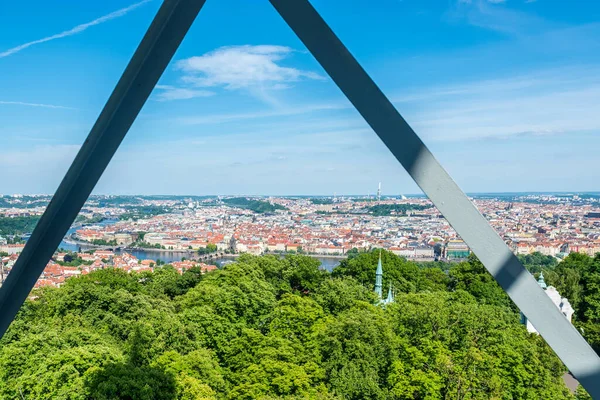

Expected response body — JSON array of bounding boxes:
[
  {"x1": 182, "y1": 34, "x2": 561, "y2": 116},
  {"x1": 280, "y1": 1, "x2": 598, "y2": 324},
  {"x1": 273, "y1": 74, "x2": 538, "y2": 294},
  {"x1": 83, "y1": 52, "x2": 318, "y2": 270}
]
[
  {"x1": 0, "y1": 215, "x2": 40, "y2": 236},
  {"x1": 91, "y1": 239, "x2": 119, "y2": 247},
  {"x1": 0, "y1": 250, "x2": 597, "y2": 399},
  {"x1": 367, "y1": 204, "x2": 432, "y2": 217},
  {"x1": 309, "y1": 198, "x2": 334, "y2": 205},
  {"x1": 119, "y1": 206, "x2": 171, "y2": 221},
  {"x1": 222, "y1": 198, "x2": 287, "y2": 214},
  {"x1": 75, "y1": 214, "x2": 108, "y2": 225},
  {"x1": 197, "y1": 243, "x2": 218, "y2": 255},
  {"x1": 518, "y1": 252, "x2": 558, "y2": 273}
]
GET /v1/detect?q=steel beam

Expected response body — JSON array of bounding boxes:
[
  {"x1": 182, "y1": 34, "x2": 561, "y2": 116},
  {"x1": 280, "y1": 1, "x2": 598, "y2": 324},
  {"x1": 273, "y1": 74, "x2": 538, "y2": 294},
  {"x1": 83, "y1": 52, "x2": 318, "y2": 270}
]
[
  {"x1": 269, "y1": 0, "x2": 600, "y2": 396},
  {"x1": 0, "y1": 0, "x2": 207, "y2": 338},
  {"x1": 1, "y1": 0, "x2": 598, "y2": 396}
]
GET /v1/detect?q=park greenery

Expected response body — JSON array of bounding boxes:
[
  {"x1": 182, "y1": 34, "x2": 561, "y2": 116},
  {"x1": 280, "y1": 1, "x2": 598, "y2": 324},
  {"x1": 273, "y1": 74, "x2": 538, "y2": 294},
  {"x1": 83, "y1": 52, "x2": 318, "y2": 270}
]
[
  {"x1": 133, "y1": 241, "x2": 166, "y2": 250},
  {"x1": 119, "y1": 206, "x2": 172, "y2": 221},
  {"x1": 197, "y1": 243, "x2": 218, "y2": 256},
  {"x1": 128, "y1": 232, "x2": 166, "y2": 250},
  {"x1": 94, "y1": 196, "x2": 144, "y2": 208},
  {"x1": 223, "y1": 197, "x2": 287, "y2": 214},
  {"x1": 75, "y1": 214, "x2": 108, "y2": 225},
  {"x1": 542, "y1": 252, "x2": 600, "y2": 355},
  {"x1": 91, "y1": 239, "x2": 119, "y2": 247},
  {"x1": 367, "y1": 204, "x2": 433, "y2": 216},
  {"x1": 518, "y1": 252, "x2": 558, "y2": 273},
  {"x1": 1, "y1": 249, "x2": 594, "y2": 399},
  {"x1": 55, "y1": 253, "x2": 94, "y2": 267},
  {"x1": 309, "y1": 198, "x2": 334, "y2": 205},
  {"x1": 0, "y1": 215, "x2": 40, "y2": 236}
]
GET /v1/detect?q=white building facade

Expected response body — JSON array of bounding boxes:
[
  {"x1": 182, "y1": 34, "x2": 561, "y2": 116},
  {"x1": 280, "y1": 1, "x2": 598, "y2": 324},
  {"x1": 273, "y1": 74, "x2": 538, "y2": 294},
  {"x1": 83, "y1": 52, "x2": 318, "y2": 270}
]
[{"x1": 520, "y1": 272, "x2": 574, "y2": 334}]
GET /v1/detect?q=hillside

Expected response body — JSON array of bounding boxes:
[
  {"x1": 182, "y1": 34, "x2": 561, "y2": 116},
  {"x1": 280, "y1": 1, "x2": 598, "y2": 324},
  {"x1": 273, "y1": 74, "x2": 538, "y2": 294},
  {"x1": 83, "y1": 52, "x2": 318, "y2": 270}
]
[{"x1": 0, "y1": 251, "x2": 581, "y2": 399}]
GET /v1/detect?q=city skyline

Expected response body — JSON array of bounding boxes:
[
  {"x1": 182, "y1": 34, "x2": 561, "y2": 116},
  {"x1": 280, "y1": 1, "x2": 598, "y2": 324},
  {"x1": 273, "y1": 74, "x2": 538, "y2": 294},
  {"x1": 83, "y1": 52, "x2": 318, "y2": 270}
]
[
  {"x1": 2, "y1": 190, "x2": 600, "y2": 198},
  {"x1": 2, "y1": 0, "x2": 600, "y2": 195}
]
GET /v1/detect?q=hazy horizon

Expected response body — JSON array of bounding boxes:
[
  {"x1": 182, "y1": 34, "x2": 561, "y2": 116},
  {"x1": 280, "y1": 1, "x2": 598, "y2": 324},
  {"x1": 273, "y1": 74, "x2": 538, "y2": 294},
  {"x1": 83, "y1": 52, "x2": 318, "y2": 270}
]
[{"x1": 2, "y1": 191, "x2": 600, "y2": 198}]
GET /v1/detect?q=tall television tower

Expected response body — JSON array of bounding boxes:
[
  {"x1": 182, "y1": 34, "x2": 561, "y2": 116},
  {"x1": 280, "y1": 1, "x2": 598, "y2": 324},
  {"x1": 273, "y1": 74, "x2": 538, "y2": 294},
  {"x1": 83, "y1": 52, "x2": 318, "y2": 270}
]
[{"x1": 377, "y1": 182, "x2": 381, "y2": 202}]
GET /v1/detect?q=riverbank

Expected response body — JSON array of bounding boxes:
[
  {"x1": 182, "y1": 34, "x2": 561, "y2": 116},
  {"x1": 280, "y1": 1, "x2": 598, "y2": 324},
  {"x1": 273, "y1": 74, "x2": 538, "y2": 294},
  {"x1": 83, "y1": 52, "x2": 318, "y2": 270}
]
[{"x1": 63, "y1": 236, "x2": 348, "y2": 260}]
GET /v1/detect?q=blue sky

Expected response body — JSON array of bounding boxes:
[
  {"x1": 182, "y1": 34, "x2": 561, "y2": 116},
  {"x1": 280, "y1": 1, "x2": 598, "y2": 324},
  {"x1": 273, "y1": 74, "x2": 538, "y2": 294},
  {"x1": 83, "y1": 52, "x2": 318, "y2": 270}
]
[{"x1": 1, "y1": 0, "x2": 600, "y2": 196}]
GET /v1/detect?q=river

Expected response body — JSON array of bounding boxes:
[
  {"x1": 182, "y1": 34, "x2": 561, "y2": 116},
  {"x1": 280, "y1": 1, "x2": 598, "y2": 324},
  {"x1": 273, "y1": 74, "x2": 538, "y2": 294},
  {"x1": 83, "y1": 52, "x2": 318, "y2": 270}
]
[{"x1": 55, "y1": 221, "x2": 342, "y2": 272}]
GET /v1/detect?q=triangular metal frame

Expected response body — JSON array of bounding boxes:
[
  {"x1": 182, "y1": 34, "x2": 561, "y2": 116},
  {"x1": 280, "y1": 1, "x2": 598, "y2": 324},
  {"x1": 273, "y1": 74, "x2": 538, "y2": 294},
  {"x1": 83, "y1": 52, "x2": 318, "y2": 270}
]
[{"x1": 1, "y1": 0, "x2": 599, "y2": 395}]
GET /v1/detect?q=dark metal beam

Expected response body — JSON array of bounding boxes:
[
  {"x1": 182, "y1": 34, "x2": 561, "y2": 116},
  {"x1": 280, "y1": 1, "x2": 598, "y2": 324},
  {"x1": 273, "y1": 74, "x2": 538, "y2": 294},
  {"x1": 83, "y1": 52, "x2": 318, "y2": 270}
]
[
  {"x1": 269, "y1": 0, "x2": 600, "y2": 396},
  {"x1": 0, "y1": 0, "x2": 207, "y2": 338}
]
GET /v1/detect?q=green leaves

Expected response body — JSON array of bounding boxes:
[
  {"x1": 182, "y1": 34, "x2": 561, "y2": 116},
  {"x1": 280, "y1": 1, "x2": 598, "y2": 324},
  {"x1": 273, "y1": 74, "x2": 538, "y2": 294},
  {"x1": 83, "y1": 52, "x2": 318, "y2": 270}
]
[
  {"x1": 0, "y1": 215, "x2": 40, "y2": 235},
  {"x1": 332, "y1": 249, "x2": 419, "y2": 293},
  {"x1": 0, "y1": 252, "x2": 577, "y2": 399},
  {"x1": 541, "y1": 252, "x2": 600, "y2": 353},
  {"x1": 448, "y1": 254, "x2": 513, "y2": 309}
]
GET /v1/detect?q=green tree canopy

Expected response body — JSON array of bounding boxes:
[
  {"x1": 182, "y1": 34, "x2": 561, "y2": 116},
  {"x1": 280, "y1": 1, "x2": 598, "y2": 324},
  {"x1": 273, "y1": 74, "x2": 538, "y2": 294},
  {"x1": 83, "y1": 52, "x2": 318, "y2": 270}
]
[{"x1": 0, "y1": 252, "x2": 577, "y2": 399}]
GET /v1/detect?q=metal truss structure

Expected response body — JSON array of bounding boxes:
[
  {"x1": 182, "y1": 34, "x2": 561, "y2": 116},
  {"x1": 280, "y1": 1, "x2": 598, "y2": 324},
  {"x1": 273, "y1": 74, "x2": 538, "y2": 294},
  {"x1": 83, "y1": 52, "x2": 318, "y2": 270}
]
[{"x1": 0, "y1": 0, "x2": 598, "y2": 396}]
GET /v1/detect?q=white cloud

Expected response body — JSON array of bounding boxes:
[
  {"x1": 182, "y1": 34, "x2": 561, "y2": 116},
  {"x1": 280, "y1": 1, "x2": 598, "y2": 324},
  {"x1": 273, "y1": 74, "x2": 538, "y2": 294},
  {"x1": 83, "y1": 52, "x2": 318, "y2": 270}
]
[
  {"x1": 153, "y1": 45, "x2": 325, "y2": 106},
  {"x1": 0, "y1": 101, "x2": 76, "y2": 110},
  {"x1": 153, "y1": 85, "x2": 214, "y2": 101},
  {"x1": 169, "y1": 64, "x2": 600, "y2": 143},
  {"x1": 175, "y1": 45, "x2": 324, "y2": 90},
  {"x1": 0, "y1": 0, "x2": 151, "y2": 58},
  {"x1": 399, "y1": 66, "x2": 600, "y2": 141}
]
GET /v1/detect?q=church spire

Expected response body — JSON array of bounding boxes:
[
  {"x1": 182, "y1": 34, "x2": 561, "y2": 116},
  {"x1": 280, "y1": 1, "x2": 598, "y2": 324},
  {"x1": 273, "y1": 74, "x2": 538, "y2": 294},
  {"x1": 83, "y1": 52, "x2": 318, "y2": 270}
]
[
  {"x1": 538, "y1": 271, "x2": 547, "y2": 289},
  {"x1": 375, "y1": 250, "x2": 383, "y2": 298},
  {"x1": 385, "y1": 282, "x2": 394, "y2": 304}
]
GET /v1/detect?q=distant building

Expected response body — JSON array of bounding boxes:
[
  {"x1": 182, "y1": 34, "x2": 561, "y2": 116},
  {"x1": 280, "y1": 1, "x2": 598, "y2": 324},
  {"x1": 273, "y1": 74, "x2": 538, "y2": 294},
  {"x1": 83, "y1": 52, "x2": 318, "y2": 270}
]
[
  {"x1": 414, "y1": 246, "x2": 434, "y2": 258},
  {"x1": 445, "y1": 239, "x2": 470, "y2": 259},
  {"x1": 520, "y1": 272, "x2": 574, "y2": 334},
  {"x1": 0, "y1": 244, "x2": 25, "y2": 255},
  {"x1": 114, "y1": 233, "x2": 133, "y2": 246}
]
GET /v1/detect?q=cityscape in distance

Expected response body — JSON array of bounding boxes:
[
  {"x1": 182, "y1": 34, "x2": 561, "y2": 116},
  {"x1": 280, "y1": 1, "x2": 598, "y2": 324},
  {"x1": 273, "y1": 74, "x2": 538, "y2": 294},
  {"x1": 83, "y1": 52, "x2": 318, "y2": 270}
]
[
  {"x1": 1, "y1": 188, "x2": 599, "y2": 288},
  {"x1": 3, "y1": 0, "x2": 600, "y2": 397},
  {"x1": 1, "y1": 188, "x2": 600, "y2": 397}
]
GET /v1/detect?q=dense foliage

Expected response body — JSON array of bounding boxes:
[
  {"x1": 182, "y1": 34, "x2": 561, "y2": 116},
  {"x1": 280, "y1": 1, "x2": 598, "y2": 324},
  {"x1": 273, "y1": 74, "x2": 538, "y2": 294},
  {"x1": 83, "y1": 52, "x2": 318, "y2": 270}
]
[
  {"x1": 0, "y1": 252, "x2": 576, "y2": 399},
  {"x1": 222, "y1": 197, "x2": 286, "y2": 214},
  {"x1": 367, "y1": 204, "x2": 432, "y2": 216},
  {"x1": 75, "y1": 215, "x2": 108, "y2": 225},
  {"x1": 91, "y1": 239, "x2": 119, "y2": 246},
  {"x1": 119, "y1": 206, "x2": 171, "y2": 221},
  {"x1": 0, "y1": 215, "x2": 40, "y2": 236},
  {"x1": 55, "y1": 253, "x2": 94, "y2": 267},
  {"x1": 197, "y1": 243, "x2": 218, "y2": 255},
  {"x1": 543, "y1": 253, "x2": 600, "y2": 354},
  {"x1": 518, "y1": 252, "x2": 558, "y2": 273},
  {"x1": 309, "y1": 198, "x2": 334, "y2": 205}
]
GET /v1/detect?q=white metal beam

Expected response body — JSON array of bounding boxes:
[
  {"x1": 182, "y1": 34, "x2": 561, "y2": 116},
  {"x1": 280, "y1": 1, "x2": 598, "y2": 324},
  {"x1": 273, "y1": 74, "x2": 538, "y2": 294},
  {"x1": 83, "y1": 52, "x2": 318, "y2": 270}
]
[{"x1": 269, "y1": 0, "x2": 600, "y2": 396}]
